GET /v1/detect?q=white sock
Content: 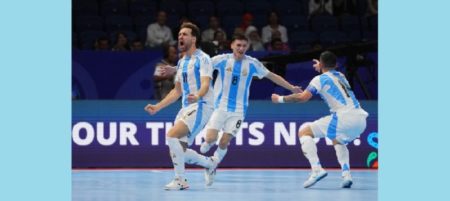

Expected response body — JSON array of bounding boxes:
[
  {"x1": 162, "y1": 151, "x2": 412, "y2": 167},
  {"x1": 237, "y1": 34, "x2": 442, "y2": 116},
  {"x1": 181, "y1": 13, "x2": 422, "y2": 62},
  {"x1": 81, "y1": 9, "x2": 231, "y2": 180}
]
[
  {"x1": 334, "y1": 143, "x2": 350, "y2": 173},
  {"x1": 167, "y1": 137, "x2": 185, "y2": 178},
  {"x1": 200, "y1": 141, "x2": 215, "y2": 154},
  {"x1": 213, "y1": 147, "x2": 228, "y2": 163},
  {"x1": 299, "y1": 136, "x2": 322, "y2": 169},
  {"x1": 185, "y1": 148, "x2": 213, "y2": 168}
]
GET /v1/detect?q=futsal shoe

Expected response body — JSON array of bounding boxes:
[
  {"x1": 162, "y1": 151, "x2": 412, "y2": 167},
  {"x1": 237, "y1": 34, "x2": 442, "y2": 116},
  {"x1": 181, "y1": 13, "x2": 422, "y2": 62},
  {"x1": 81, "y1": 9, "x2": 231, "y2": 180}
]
[
  {"x1": 204, "y1": 156, "x2": 219, "y2": 186},
  {"x1": 200, "y1": 142, "x2": 214, "y2": 154},
  {"x1": 164, "y1": 177, "x2": 189, "y2": 190},
  {"x1": 303, "y1": 168, "x2": 328, "y2": 188},
  {"x1": 341, "y1": 171, "x2": 353, "y2": 188}
]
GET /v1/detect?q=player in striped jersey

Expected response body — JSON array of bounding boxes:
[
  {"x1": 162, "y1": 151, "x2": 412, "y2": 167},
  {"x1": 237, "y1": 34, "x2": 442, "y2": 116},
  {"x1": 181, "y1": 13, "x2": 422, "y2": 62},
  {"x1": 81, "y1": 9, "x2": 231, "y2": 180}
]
[
  {"x1": 200, "y1": 34, "x2": 301, "y2": 186},
  {"x1": 271, "y1": 51, "x2": 369, "y2": 188},
  {"x1": 145, "y1": 23, "x2": 218, "y2": 190}
]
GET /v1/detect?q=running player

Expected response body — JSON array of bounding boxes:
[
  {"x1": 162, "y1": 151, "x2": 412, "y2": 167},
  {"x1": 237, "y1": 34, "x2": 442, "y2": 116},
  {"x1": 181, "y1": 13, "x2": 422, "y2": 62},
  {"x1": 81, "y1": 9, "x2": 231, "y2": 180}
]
[
  {"x1": 200, "y1": 34, "x2": 301, "y2": 186},
  {"x1": 145, "y1": 22, "x2": 217, "y2": 190},
  {"x1": 271, "y1": 51, "x2": 369, "y2": 188}
]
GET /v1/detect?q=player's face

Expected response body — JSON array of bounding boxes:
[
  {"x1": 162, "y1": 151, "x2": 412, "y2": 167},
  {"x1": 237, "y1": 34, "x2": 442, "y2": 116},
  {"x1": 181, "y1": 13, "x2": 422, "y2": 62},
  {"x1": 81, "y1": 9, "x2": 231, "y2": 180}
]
[
  {"x1": 231, "y1": 39, "x2": 248, "y2": 59},
  {"x1": 178, "y1": 28, "x2": 195, "y2": 52}
]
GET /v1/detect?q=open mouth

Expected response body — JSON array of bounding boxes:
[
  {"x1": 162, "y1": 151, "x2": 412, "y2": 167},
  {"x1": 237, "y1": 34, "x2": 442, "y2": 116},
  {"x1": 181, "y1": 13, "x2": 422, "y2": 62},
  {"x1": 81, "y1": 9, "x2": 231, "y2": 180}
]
[{"x1": 179, "y1": 41, "x2": 184, "y2": 47}]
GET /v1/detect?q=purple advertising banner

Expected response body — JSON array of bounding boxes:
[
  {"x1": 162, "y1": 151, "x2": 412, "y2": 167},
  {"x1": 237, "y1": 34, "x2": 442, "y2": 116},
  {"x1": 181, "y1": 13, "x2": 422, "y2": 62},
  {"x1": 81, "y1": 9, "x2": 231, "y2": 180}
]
[{"x1": 72, "y1": 100, "x2": 378, "y2": 168}]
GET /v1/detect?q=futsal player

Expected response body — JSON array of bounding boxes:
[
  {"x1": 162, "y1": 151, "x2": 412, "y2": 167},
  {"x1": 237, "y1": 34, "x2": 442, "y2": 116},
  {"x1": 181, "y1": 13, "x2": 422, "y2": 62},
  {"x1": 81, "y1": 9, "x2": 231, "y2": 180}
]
[
  {"x1": 145, "y1": 23, "x2": 216, "y2": 190},
  {"x1": 271, "y1": 51, "x2": 369, "y2": 188},
  {"x1": 199, "y1": 34, "x2": 301, "y2": 186}
]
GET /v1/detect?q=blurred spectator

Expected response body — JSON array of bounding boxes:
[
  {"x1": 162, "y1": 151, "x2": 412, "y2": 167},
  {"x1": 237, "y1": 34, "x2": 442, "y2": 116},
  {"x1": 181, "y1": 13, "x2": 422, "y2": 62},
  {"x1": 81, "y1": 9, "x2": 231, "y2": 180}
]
[
  {"x1": 153, "y1": 45, "x2": 178, "y2": 100},
  {"x1": 333, "y1": 0, "x2": 357, "y2": 16},
  {"x1": 239, "y1": 13, "x2": 257, "y2": 33},
  {"x1": 111, "y1": 32, "x2": 130, "y2": 51},
  {"x1": 94, "y1": 36, "x2": 110, "y2": 51},
  {"x1": 130, "y1": 39, "x2": 144, "y2": 51},
  {"x1": 261, "y1": 12, "x2": 288, "y2": 45},
  {"x1": 245, "y1": 26, "x2": 265, "y2": 51},
  {"x1": 309, "y1": 0, "x2": 333, "y2": 17},
  {"x1": 146, "y1": 11, "x2": 175, "y2": 48},
  {"x1": 267, "y1": 38, "x2": 290, "y2": 52},
  {"x1": 202, "y1": 16, "x2": 227, "y2": 43},
  {"x1": 366, "y1": 0, "x2": 378, "y2": 16},
  {"x1": 212, "y1": 30, "x2": 231, "y2": 52}
]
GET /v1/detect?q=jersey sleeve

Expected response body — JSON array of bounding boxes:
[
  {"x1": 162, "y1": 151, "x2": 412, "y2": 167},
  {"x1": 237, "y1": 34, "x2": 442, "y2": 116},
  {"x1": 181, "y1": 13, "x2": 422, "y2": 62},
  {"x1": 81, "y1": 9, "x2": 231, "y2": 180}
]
[
  {"x1": 174, "y1": 60, "x2": 182, "y2": 83},
  {"x1": 306, "y1": 76, "x2": 321, "y2": 95},
  {"x1": 253, "y1": 60, "x2": 270, "y2": 79},
  {"x1": 200, "y1": 55, "x2": 213, "y2": 78}
]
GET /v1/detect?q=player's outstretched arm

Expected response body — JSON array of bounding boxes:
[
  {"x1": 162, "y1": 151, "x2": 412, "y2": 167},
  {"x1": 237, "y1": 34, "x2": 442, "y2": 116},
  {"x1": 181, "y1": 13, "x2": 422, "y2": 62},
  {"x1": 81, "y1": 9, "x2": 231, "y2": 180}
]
[
  {"x1": 271, "y1": 90, "x2": 313, "y2": 104},
  {"x1": 187, "y1": 76, "x2": 211, "y2": 103},
  {"x1": 145, "y1": 82, "x2": 182, "y2": 115},
  {"x1": 265, "y1": 72, "x2": 302, "y2": 93}
]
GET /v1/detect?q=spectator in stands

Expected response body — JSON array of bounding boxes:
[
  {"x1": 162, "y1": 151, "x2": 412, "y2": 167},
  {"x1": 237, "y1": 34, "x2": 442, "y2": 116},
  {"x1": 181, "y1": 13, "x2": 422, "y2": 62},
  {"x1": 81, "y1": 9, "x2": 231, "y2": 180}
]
[
  {"x1": 261, "y1": 12, "x2": 288, "y2": 45},
  {"x1": 212, "y1": 30, "x2": 231, "y2": 52},
  {"x1": 130, "y1": 39, "x2": 144, "y2": 51},
  {"x1": 239, "y1": 13, "x2": 257, "y2": 33},
  {"x1": 94, "y1": 36, "x2": 110, "y2": 51},
  {"x1": 245, "y1": 26, "x2": 265, "y2": 51},
  {"x1": 309, "y1": 0, "x2": 333, "y2": 17},
  {"x1": 146, "y1": 11, "x2": 175, "y2": 48},
  {"x1": 366, "y1": 0, "x2": 378, "y2": 16},
  {"x1": 111, "y1": 32, "x2": 130, "y2": 51},
  {"x1": 202, "y1": 16, "x2": 227, "y2": 43},
  {"x1": 153, "y1": 45, "x2": 178, "y2": 100},
  {"x1": 333, "y1": 0, "x2": 357, "y2": 16},
  {"x1": 267, "y1": 30, "x2": 290, "y2": 51}
]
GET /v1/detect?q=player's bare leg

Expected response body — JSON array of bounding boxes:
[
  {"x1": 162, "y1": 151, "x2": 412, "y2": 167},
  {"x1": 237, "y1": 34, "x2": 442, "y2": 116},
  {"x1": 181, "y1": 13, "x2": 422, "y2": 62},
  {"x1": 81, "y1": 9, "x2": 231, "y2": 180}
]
[
  {"x1": 333, "y1": 139, "x2": 353, "y2": 188},
  {"x1": 298, "y1": 123, "x2": 327, "y2": 188},
  {"x1": 200, "y1": 129, "x2": 219, "y2": 154}
]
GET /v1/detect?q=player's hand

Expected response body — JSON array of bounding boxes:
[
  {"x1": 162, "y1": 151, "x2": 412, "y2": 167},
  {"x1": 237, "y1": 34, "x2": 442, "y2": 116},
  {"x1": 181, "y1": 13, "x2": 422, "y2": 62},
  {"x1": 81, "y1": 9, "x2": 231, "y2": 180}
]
[
  {"x1": 187, "y1": 94, "x2": 199, "y2": 103},
  {"x1": 271, "y1": 93, "x2": 281, "y2": 104},
  {"x1": 291, "y1": 86, "x2": 303, "y2": 94},
  {"x1": 160, "y1": 65, "x2": 177, "y2": 76},
  {"x1": 312, "y1": 59, "x2": 321, "y2": 72},
  {"x1": 144, "y1": 104, "x2": 159, "y2": 115}
]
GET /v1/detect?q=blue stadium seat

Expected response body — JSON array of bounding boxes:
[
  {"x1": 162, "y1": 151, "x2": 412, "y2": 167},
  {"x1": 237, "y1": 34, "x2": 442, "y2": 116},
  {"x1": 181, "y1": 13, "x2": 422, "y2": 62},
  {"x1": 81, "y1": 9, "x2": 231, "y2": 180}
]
[
  {"x1": 105, "y1": 15, "x2": 133, "y2": 32},
  {"x1": 75, "y1": 16, "x2": 104, "y2": 32},
  {"x1": 79, "y1": 31, "x2": 107, "y2": 50},
  {"x1": 129, "y1": 0, "x2": 157, "y2": 17},
  {"x1": 188, "y1": 1, "x2": 215, "y2": 17},
  {"x1": 289, "y1": 31, "x2": 318, "y2": 49},
  {"x1": 319, "y1": 31, "x2": 348, "y2": 46},
  {"x1": 166, "y1": 14, "x2": 180, "y2": 30},
  {"x1": 348, "y1": 30, "x2": 362, "y2": 42},
  {"x1": 101, "y1": 1, "x2": 128, "y2": 16},
  {"x1": 282, "y1": 15, "x2": 308, "y2": 32},
  {"x1": 222, "y1": 15, "x2": 242, "y2": 35},
  {"x1": 191, "y1": 15, "x2": 210, "y2": 30},
  {"x1": 159, "y1": 0, "x2": 186, "y2": 17},
  {"x1": 216, "y1": 1, "x2": 244, "y2": 17},
  {"x1": 73, "y1": 0, "x2": 98, "y2": 16},
  {"x1": 244, "y1": 0, "x2": 271, "y2": 15},
  {"x1": 273, "y1": 0, "x2": 304, "y2": 17},
  {"x1": 362, "y1": 30, "x2": 377, "y2": 41},
  {"x1": 72, "y1": 32, "x2": 79, "y2": 48},
  {"x1": 249, "y1": 79, "x2": 275, "y2": 99},
  {"x1": 340, "y1": 15, "x2": 360, "y2": 33},
  {"x1": 252, "y1": 14, "x2": 267, "y2": 29},
  {"x1": 367, "y1": 15, "x2": 378, "y2": 32},
  {"x1": 311, "y1": 15, "x2": 338, "y2": 33},
  {"x1": 133, "y1": 16, "x2": 155, "y2": 33}
]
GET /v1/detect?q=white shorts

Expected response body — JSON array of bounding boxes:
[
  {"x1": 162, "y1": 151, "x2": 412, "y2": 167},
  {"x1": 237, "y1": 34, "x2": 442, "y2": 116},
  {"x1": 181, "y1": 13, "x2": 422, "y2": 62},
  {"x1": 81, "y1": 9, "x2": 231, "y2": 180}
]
[
  {"x1": 175, "y1": 102, "x2": 214, "y2": 146},
  {"x1": 309, "y1": 109, "x2": 368, "y2": 144},
  {"x1": 206, "y1": 109, "x2": 244, "y2": 136}
]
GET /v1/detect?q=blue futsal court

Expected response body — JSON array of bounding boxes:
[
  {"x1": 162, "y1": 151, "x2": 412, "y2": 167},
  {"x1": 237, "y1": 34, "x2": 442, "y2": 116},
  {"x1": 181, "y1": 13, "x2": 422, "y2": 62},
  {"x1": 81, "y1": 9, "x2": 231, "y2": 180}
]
[{"x1": 72, "y1": 169, "x2": 377, "y2": 201}]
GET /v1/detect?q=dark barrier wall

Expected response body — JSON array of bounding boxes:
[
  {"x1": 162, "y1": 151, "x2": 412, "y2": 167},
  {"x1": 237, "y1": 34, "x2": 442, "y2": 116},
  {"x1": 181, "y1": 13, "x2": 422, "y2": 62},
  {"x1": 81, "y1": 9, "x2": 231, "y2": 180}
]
[{"x1": 72, "y1": 100, "x2": 378, "y2": 168}]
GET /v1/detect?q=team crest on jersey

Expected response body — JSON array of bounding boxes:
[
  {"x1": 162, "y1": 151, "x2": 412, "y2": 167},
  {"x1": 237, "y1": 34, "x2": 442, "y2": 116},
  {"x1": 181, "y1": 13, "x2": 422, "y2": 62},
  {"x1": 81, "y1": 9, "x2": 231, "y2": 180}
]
[
  {"x1": 226, "y1": 66, "x2": 232, "y2": 72},
  {"x1": 242, "y1": 69, "x2": 248, "y2": 76}
]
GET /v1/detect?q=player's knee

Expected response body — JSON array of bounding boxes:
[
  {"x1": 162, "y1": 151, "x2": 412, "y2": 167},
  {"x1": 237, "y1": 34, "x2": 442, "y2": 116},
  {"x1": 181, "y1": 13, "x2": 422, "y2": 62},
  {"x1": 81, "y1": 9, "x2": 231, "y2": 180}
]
[
  {"x1": 205, "y1": 129, "x2": 219, "y2": 143},
  {"x1": 298, "y1": 122, "x2": 313, "y2": 138}
]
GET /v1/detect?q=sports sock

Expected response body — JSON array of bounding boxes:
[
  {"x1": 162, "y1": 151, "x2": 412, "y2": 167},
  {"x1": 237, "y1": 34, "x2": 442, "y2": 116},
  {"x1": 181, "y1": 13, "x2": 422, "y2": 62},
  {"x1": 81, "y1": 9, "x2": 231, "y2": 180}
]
[
  {"x1": 213, "y1": 147, "x2": 228, "y2": 163},
  {"x1": 299, "y1": 135, "x2": 322, "y2": 169},
  {"x1": 167, "y1": 137, "x2": 186, "y2": 178},
  {"x1": 185, "y1": 148, "x2": 213, "y2": 168},
  {"x1": 334, "y1": 143, "x2": 350, "y2": 173}
]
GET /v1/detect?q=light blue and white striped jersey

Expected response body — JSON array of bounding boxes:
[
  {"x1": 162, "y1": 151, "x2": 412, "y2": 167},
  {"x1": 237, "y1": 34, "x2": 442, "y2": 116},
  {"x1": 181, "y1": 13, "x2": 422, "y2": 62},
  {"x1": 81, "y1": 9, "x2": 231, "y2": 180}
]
[
  {"x1": 212, "y1": 53, "x2": 269, "y2": 114},
  {"x1": 175, "y1": 49, "x2": 214, "y2": 108},
  {"x1": 306, "y1": 70, "x2": 362, "y2": 113}
]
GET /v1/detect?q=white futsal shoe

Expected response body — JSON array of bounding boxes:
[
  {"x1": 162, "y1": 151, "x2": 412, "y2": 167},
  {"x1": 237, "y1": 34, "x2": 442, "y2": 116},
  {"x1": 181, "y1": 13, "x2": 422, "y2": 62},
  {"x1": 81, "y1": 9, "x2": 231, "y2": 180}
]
[
  {"x1": 204, "y1": 156, "x2": 219, "y2": 186},
  {"x1": 303, "y1": 167, "x2": 328, "y2": 188},
  {"x1": 200, "y1": 142, "x2": 214, "y2": 154},
  {"x1": 164, "y1": 177, "x2": 189, "y2": 190},
  {"x1": 341, "y1": 171, "x2": 353, "y2": 188}
]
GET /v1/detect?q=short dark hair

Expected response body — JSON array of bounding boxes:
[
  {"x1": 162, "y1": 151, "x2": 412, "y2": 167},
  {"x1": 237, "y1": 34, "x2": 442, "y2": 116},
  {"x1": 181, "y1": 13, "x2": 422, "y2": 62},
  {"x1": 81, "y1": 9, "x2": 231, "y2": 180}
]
[
  {"x1": 231, "y1": 33, "x2": 248, "y2": 42},
  {"x1": 320, "y1": 51, "x2": 337, "y2": 68},
  {"x1": 180, "y1": 22, "x2": 200, "y2": 46}
]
